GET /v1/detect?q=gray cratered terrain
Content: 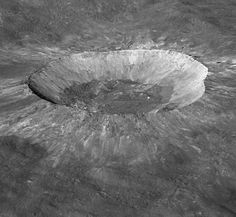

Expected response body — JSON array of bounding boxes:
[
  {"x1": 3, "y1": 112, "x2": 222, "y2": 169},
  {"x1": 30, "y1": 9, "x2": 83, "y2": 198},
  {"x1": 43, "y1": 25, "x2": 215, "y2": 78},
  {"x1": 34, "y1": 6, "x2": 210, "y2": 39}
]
[{"x1": 0, "y1": 1, "x2": 236, "y2": 217}]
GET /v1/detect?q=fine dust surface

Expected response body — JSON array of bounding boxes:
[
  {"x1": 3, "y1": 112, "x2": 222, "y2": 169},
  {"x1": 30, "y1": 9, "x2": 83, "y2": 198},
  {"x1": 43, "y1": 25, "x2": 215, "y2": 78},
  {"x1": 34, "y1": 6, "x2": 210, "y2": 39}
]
[{"x1": 0, "y1": 63, "x2": 34, "y2": 79}]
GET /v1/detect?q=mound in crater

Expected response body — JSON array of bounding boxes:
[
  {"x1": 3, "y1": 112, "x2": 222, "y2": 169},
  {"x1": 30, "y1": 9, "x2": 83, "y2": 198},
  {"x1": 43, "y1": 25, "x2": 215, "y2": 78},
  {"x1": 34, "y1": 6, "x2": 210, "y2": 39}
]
[{"x1": 28, "y1": 49, "x2": 208, "y2": 114}]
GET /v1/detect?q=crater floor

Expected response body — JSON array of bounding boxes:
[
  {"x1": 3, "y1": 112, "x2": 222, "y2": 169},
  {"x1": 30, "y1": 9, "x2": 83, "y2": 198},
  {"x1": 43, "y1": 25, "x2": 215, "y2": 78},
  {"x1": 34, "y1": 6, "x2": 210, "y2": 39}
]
[{"x1": 60, "y1": 79, "x2": 175, "y2": 114}]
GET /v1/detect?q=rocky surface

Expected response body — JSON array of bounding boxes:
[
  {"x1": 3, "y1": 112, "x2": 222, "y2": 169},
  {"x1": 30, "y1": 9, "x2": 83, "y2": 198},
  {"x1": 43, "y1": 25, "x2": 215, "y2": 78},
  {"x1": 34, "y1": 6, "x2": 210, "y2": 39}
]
[{"x1": 0, "y1": 1, "x2": 236, "y2": 217}]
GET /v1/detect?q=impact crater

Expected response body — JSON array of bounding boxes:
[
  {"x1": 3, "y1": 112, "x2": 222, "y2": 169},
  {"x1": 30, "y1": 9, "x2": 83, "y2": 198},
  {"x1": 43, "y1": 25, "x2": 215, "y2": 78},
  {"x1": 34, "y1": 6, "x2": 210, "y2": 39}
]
[{"x1": 28, "y1": 49, "x2": 208, "y2": 114}]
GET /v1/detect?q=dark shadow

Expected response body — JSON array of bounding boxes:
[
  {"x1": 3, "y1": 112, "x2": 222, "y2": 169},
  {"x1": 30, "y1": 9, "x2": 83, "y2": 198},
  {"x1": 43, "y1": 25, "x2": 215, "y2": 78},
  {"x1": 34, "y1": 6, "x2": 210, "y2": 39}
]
[{"x1": 28, "y1": 81, "x2": 58, "y2": 105}]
